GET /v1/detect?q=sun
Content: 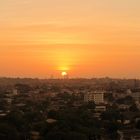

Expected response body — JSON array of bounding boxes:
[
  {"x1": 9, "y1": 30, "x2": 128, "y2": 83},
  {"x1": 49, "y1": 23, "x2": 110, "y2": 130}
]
[{"x1": 61, "y1": 71, "x2": 67, "y2": 76}]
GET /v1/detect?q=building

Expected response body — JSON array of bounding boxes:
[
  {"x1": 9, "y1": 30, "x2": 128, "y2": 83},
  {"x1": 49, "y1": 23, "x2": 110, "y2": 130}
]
[
  {"x1": 95, "y1": 104, "x2": 106, "y2": 112},
  {"x1": 13, "y1": 89, "x2": 18, "y2": 95},
  {"x1": 131, "y1": 92, "x2": 140, "y2": 103},
  {"x1": 84, "y1": 91, "x2": 105, "y2": 104},
  {"x1": 119, "y1": 129, "x2": 140, "y2": 140}
]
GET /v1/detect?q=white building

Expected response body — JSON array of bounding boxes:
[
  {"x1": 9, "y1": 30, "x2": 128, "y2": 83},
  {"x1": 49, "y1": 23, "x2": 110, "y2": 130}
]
[{"x1": 84, "y1": 91, "x2": 105, "y2": 104}]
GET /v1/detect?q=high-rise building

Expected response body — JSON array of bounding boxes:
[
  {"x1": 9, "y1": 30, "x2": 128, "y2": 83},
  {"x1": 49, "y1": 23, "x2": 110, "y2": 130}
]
[{"x1": 84, "y1": 91, "x2": 105, "y2": 104}]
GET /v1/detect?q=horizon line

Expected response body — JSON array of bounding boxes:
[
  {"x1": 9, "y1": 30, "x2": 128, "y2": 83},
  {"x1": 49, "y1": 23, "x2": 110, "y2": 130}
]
[{"x1": 0, "y1": 76, "x2": 139, "y2": 80}]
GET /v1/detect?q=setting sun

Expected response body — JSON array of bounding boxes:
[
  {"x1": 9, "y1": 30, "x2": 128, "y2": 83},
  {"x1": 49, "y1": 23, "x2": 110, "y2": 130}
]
[
  {"x1": 0, "y1": 0, "x2": 140, "y2": 138},
  {"x1": 0, "y1": 0, "x2": 140, "y2": 78},
  {"x1": 61, "y1": 71, "x2": 67, "y2": 77}
]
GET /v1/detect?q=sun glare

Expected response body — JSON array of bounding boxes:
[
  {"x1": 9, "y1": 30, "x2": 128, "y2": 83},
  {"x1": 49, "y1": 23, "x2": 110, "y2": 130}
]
[
  {"x1": 61, "y1": 71, "x2": 67, "y2": 76},
  {"x1": 58, "y1": 66, "x2": 70, "y2": 71}
]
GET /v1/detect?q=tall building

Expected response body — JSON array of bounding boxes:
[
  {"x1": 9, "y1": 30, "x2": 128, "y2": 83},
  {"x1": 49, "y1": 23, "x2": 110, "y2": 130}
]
[{"x1": 84, "y1": 91, "x2": 105, "y2": 104}]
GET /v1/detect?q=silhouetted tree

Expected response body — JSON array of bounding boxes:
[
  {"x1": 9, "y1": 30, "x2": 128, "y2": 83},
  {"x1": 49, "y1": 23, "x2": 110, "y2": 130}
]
[{"x1": 0, "y1": 123, "x2": 19, "y2": 140}]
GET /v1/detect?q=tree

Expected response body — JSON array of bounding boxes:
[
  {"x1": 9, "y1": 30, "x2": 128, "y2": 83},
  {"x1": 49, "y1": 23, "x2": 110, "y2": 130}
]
[
  {"x1": 5, "y1": 111, "x2": 26, "y2": 132},
  {"x1": 116, "y1": 96, "x2": 134, "y2": 105},
  {"x1": 101, "y1": 110, "x2": 121, "y2": 121},
  {"x1": 81, "y1": 101, "x2": 95, "y2": 110},
  {"x1": 105, "y1": 122, "x2": 120, "y2": 140},
  {"x1": 45, "y1": 132, "x2": 87, "y2": 140},
  {"x1": 0, "y1": 123, "x2": 19, "y2": 140},
  {"x1": 0, "y1": 100, "x2": 7, "y2": 110},
  {"x1": 47, "y1": 110, "x2": 59, "y2": 119},
  {"x1": 129, "y1": 103, "x2": 139, "y2": 112},
  {"x1": 66, "y1": 132, "x2": 87, "y2": 140},
  {"x1": 86, "y1": 101, "x2": 96, "y2": 110},
  {"x1": 136, "y1": 120, "x2": 140, "y2": 129},
  {"x1": 45, "y1": 132, "x2": 66, "y2": 140}
]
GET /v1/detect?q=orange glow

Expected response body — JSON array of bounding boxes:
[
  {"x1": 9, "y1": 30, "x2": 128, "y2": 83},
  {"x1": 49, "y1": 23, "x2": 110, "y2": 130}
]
[
  {"x1": 58, "y1": 66, "x2": 70, "y2": 71},
  {"x1": 0, "y1": 0, "x2": 140, "y2": 78},
  {"x1": 61, "y1": 71, "x2": 67, "y2": 77}
]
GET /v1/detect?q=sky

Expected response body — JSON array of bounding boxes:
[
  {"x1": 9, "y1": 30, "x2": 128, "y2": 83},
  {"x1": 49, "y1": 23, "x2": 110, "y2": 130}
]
[{"x1": 0, "y1": 0, "x2": 140, "y2": 78}]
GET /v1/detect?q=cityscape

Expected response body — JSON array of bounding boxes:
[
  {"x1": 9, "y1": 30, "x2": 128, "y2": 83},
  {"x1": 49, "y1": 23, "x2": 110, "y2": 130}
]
[
  {"x1": 0, "y1": 0, "x2": 140, "y2": 140},
  {"x1": 0, "y1": 77, "x2": 140, "y2": 139}
]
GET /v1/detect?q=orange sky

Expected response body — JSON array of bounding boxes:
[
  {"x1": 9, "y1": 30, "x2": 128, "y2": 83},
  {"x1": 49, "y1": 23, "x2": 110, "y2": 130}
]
[{"x1": 0, "y1": 0, "x2": 140, "y2": 78}]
